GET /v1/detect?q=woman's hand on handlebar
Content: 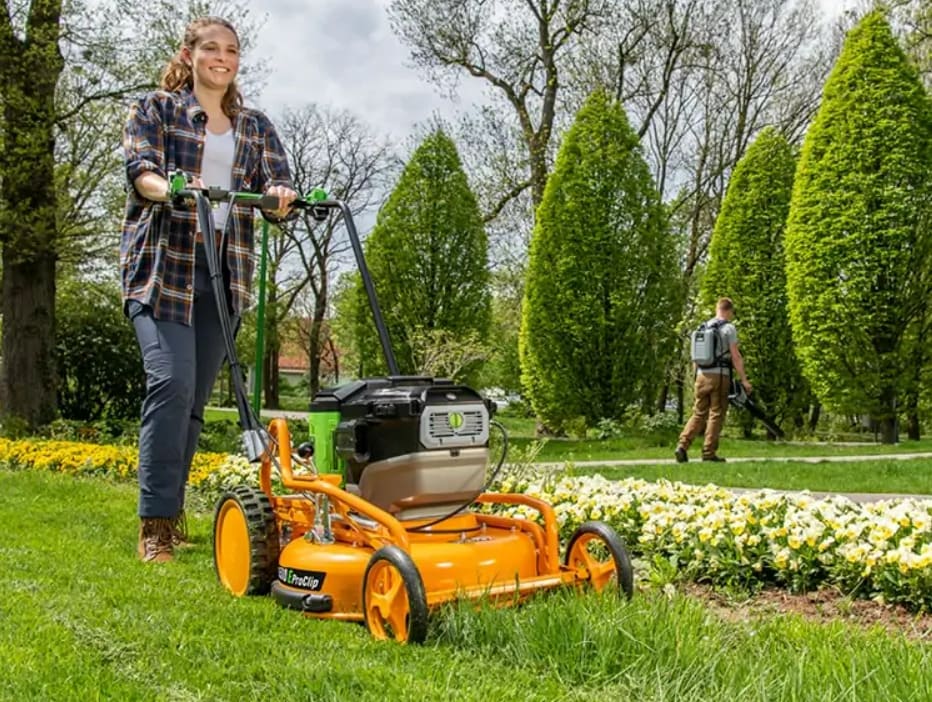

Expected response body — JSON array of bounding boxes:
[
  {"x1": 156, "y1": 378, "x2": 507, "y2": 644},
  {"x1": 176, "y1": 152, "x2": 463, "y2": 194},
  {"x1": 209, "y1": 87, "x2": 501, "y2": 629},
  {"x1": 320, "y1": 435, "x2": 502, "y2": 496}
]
[{"x1": 264, "y1": 184, "x2": 298, "y2": 218}]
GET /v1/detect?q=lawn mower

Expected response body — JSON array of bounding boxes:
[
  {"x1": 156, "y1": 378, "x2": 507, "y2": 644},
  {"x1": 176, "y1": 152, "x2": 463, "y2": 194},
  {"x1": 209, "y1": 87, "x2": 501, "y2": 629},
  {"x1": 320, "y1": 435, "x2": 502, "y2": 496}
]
[{"x1": 171, "y1": 173, "x2": 634, "y2": 643}]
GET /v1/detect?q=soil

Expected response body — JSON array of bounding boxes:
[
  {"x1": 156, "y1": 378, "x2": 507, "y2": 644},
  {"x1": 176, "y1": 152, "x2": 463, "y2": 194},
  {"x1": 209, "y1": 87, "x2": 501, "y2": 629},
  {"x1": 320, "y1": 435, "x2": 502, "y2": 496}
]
[{"x1": 683, "y1": 583, "x2": 932, "y2": 641}]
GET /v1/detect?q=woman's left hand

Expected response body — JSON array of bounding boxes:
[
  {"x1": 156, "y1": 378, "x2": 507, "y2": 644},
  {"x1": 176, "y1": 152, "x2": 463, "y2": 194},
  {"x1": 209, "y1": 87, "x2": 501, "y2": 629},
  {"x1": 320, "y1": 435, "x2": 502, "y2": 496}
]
[{"x1": 265, "y1": 184, "x2": 298, "y2": 218}]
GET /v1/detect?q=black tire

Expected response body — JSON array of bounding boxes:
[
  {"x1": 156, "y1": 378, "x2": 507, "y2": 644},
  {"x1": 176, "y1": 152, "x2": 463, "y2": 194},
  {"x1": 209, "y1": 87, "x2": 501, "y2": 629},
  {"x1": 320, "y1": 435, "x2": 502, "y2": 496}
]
[
  {"x1": 362, "y1": 545, "x2": 429, "y2": 644},
  {"x1": 213, "y1": 485, "x2": 279, "y2": 596},
  {"x1": 564, "y1": 521, "x2": 634, "y2": 599}
]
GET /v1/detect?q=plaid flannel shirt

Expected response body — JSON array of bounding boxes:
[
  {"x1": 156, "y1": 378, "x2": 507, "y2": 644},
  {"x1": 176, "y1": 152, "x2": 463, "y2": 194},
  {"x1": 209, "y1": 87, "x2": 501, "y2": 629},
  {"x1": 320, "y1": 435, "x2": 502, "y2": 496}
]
[{"x1": 121, "y1": 88, "x2": 292, "y2": 325}]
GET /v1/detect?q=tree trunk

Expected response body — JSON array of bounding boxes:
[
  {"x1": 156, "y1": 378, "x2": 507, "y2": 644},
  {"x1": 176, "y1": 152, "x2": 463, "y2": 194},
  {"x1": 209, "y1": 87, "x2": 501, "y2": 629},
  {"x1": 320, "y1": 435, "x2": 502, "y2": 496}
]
[
  {"x1": 308, "y1": 318, "x2": 324, "y2": 398},
  {"x1": 0, "y1": 5, "x2": 65, "y2": 431},
  {"x1": 907, "y1": 410, "x2": 920, "y2": 441},
  {"x1": 0, "y1": 253, "x2": 57, "y2": 428},
  {"x1": 308, "y1": 275, "x2": 328, "y2": 397},
  {"x1": 906, "y1": 319, "x2": 925, "y2": 441},
  {"x1": 657, "y1": 383, "x2": 669, "y2": 413},
  {"x1": 878, "y1": 385, "x2": 898, "y2": 445},
  {"x1": 808, "y1": 402, "x2": 821, "y2": 432},
  {"x1": 262, "y1": 348, "x2": 280, "y2": 410},
  {"x1": 326, "y1": 337, "x2": 340, "y2": 385}
]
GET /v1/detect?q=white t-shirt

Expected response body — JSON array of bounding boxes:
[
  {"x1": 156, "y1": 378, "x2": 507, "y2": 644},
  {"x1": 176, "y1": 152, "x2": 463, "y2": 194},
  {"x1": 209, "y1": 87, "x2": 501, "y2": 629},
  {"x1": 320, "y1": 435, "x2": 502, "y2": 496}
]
[{"x1": 201, "y1": 128, "x2": 235, "y2": 232}]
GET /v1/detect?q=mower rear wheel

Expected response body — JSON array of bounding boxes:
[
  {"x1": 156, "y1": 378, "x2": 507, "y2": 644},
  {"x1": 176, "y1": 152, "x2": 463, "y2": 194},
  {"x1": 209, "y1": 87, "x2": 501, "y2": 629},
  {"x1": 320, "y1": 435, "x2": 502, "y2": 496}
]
[
  {"x1": 565, "y1": 521, "x2": 634, "y2": 599},
  {"x1": 213, "y1": 486, "x2": 279, "y2": 596},
  {"x1": 362, "y1": 545, "x2": 428, "y2": 644}
]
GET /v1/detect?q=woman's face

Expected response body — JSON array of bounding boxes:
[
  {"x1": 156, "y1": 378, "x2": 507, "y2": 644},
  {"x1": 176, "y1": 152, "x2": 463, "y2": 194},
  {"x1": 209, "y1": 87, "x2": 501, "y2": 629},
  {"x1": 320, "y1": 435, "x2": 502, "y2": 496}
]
[{"x1": 185, "y1": 24, "x2": 240, "y2": 92}]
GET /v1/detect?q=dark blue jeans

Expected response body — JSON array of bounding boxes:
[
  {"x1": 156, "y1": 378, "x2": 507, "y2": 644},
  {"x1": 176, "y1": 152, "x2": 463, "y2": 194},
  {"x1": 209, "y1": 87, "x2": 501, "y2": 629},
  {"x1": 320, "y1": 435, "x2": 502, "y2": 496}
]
[{"x1": 129, "y1": 264, "x2": 238, "y2": 518}]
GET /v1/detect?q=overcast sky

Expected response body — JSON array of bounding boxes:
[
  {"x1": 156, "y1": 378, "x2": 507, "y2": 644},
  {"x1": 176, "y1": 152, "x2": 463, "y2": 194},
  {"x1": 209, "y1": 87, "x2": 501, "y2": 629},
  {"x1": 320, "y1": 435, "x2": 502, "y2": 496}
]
[{"x1": 248, "y1": 0, "x2": 854, "y2": 146}]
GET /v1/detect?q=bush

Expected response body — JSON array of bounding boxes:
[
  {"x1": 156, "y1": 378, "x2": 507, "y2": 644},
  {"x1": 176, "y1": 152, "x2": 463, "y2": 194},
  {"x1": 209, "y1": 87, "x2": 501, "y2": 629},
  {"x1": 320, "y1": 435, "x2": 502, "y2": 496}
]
[
  {"x1": 56, "y1": 279, "x2": 145, "y2": 421},
  {"x1": 587, "y1": 418, "x2": 625, "y2": 441},
  {"x1": 41, "y1": 417, "x2": 139, "y2": 445},
  {"x1": 639, "y1": 411, "x2": 681, "y2": 437}
]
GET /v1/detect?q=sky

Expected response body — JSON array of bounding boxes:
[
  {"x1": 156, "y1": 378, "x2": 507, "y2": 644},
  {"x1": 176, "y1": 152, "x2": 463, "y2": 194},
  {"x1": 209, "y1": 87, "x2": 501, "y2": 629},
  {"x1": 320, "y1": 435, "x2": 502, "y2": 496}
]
[
  {"x1": 248, "y1": 0, "x2": 855, "y2": 146},
  {"x1": 250, "y1": 0, "x2": 486, "y2": 144}
]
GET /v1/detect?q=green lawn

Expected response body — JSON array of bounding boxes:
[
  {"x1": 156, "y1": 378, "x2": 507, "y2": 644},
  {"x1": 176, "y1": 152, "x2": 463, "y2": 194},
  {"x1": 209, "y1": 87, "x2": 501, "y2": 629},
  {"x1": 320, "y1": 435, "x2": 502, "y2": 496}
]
[
  {"x1": 509, "y1": 434, "x2": 932, "y2": 462},
  {"x1": 572, "y1": 458, "x2": 932, "y2": 496},
  {"x1": 2, "y1": 469, "x2": 931, "y2": 701}
]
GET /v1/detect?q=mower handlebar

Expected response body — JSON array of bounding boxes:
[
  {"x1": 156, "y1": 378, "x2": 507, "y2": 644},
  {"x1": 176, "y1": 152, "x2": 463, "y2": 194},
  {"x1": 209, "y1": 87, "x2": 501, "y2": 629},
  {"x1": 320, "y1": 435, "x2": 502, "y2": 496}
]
[
  {"x1": 169, "y1": 170, "x2": 332, "y2": 217},
  {"x1": 169, "y1": 170, "x2": 400, "y2": 375},
  {"x1": 173, "y1": 187, "x2": 285, "y2": 212}
]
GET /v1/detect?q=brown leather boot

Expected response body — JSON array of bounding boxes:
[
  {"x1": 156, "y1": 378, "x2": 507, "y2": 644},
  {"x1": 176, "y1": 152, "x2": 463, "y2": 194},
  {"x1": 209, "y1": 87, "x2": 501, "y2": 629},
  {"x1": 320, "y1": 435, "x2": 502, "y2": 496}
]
[
  {"x1": 138, "y1": 517, "x2": 174, "y2": 563},
  {"x1": 170, "y1": 510, "x2": 193, "y2": 549}
]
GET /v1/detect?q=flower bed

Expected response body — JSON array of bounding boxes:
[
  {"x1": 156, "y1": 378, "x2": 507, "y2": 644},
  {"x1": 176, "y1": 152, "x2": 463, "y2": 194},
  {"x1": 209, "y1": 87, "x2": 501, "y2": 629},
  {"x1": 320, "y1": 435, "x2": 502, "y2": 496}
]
[
  {"x1": 495, "y1": 470, "x2": 932, "y2": 611},
  {"x1": 0, "y1": 436, "x2": 234, "y2": 496},
  {"x1": 2, "y1": 436, "x2": 931, "y2": 610}
]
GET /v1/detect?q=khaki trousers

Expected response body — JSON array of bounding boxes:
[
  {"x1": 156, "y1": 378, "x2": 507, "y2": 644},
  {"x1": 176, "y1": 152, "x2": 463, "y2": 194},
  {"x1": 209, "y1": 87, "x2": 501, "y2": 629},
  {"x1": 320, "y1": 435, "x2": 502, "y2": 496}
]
[{"x1": 678, "y1": 372, "x2": 731, "y2": 458}]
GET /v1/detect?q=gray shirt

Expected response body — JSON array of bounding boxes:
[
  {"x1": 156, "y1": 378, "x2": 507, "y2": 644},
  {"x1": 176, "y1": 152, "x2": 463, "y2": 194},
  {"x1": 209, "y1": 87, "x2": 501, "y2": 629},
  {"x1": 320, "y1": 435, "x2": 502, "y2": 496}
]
[{"x1": 698, "y1": 318, "x2": 737, "y2": 376}]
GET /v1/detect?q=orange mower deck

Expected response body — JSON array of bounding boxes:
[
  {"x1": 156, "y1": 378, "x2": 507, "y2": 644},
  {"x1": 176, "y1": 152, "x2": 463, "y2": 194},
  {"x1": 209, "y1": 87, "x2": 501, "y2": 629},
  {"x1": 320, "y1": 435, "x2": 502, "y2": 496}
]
[{"x1": 213, "y1": 419, "x2": 633, "y2": 643}]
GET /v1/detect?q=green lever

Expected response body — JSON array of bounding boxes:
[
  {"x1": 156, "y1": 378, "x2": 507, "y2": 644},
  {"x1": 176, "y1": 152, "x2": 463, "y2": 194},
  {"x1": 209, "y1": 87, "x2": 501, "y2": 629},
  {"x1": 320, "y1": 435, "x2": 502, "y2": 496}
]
[{"x1": 169, "y1": 170, "x2": 187, "y2": 198}]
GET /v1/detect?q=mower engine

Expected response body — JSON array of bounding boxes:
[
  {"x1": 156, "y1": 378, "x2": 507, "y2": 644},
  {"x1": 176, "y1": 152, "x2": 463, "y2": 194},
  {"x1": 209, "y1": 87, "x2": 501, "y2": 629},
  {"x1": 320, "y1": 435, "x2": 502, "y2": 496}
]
[{"x1": 308, "y1": 376, "x2": 495, "y2": 520}]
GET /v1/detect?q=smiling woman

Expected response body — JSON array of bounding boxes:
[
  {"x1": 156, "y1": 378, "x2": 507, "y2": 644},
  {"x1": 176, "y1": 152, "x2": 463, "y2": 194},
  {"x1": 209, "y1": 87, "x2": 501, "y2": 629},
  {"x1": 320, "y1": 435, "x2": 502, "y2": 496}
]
[{"x1": 120, "y1": 15, "x2": 298, "y2": 564}]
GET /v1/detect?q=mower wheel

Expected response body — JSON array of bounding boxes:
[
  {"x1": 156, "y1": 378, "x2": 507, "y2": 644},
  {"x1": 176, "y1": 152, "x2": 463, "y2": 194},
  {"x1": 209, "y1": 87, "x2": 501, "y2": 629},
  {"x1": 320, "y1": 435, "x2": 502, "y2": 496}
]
[
  {"x1": 565, "y1": 521, "x2": 634, "y2": 599},
  {"x1": 213, "y1": 486, "x2": 279, "y2": 596},
  {"x1": 362, "y1": 545, "x2": 429, "y2": 644}
]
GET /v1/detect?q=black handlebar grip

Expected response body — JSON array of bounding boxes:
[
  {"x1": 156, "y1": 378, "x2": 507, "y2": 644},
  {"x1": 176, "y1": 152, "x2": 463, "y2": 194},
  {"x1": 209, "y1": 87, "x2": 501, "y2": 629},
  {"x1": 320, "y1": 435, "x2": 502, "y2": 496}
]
[{"x1": 257, "y1": 194, "x2": 283, "y2": 210}]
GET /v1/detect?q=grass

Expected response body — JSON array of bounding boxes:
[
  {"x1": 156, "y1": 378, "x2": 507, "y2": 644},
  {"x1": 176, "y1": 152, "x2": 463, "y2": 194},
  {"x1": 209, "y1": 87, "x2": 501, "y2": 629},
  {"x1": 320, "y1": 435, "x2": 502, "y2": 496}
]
[
  {"x1": 573, "y1": 458, "x2": 932, "y2": 496},
  {"x1": 508, "y1": 434, "x2": 932, "y2": 462},
  {"x1": 3, "y1": 468, "x2": 932, "y2": 701}
]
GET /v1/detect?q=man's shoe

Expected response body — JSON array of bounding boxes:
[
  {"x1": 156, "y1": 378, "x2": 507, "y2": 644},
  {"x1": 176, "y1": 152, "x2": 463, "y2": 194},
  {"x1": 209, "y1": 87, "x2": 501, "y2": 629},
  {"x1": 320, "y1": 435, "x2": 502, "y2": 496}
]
[
  {"x1": 674, "y1": 447, "x2": 688, "y2": 463},
  {"x1": 138, "y1": 517, "x2": 174, "y2": 563},
  {"x1": 702, "y1": 455, "x2": 727, "y2": 463}
]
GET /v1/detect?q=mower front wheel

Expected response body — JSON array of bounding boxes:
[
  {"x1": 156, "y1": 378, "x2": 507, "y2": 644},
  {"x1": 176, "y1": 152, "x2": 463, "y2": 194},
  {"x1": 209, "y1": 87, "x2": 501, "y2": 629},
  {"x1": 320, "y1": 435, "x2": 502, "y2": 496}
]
[
  {"x1": 362, "y1": 545, "x2": 428, "y2": 644},
  {"x1": 565, "y1": 521, "x2": 634, "y2": 599},
  {"x1": 213, "y1": 486, "x2": 279, "y2": 596}
]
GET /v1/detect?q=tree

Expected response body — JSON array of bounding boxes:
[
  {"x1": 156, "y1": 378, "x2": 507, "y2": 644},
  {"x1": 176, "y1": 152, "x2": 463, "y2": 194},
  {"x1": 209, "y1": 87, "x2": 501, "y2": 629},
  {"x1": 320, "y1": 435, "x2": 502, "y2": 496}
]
[
  {"x1": 699, "y1": 127, "x2": 809, "y2": 436},
  {"x1": 0, "y1": 0, "x2": 66, "y2": 429},
  {"x1": 354, "y1": 131, "x2": 490, "y2": 381},
  {"x1": 519, "y1": 89, "x2": 680, "y2": 432},
  {"x1": 387, "y1": 0, "x2": 612, "y2": 215},
  {"x1": 478, "y1": 266, "x2": 525, "y2": 397},
  {"x1": 279, "y1": 105, "x2": 393, "y2": 398},
  {"x1": 784, "y1": 11, "x2": 932, "y2": 443},
  {"x1": 0, "y1": 0, "x2": 260, "y2": 430}
]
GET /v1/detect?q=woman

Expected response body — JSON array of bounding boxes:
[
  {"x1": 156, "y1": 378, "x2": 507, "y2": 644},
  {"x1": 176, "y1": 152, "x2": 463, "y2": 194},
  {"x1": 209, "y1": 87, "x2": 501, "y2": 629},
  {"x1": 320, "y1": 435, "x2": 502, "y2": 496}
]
[{"x1": 122, "y1": 16, "x2": 297, "y2": 563}]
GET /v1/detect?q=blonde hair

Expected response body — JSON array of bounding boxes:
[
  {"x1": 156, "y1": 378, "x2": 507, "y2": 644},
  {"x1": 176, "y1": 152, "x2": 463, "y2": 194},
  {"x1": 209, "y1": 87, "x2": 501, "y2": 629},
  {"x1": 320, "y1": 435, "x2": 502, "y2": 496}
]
[{"x1": 159, "y1": 16, "x2": 243, "y2": 117}]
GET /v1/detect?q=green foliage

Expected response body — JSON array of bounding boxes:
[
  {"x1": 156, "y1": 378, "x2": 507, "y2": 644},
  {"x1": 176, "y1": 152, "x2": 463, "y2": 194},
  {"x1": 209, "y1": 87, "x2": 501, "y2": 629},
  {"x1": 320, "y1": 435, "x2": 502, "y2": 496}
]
[
  {"x1": 477, "y1": 266, "x2": 525, "y2": 395},
  {"x1": 700, "y1": 127, "x2": 810, "y2": 434},
  {"x1": 784, "y1": 11, "x2": 932, "y2": 431},
  {"x1": 353, "y1": 130, "x2": 491, "y2": 382},
  {"x1": 330, "y1": 271, "x2": 363, "y2": 380},
  {"x1": 55, "y1": 278, "x2": 145, "y2": 421},
  {"x1": 519, "y1": 89, "x2": 681, "y2": 432}
]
